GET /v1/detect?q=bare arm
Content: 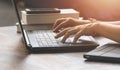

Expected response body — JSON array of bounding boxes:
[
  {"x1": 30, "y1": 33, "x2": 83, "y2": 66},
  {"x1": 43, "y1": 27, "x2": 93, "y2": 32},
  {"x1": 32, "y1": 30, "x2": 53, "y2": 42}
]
[
  {"x1": 93, "y1": 22, "x2": 120, "y2": 43},
  {"x1": 54, "y1": 21, "x2": 120, "y2": 43},
  {"x1": 53, "y1": 17, "x2": 120, "y2": 43},
  {"x1": 86, "y1": 18, "x2": 120, "y2": 25},
  {"x1": 97, "y1": 21, "x2": 120, "y2": 25}
]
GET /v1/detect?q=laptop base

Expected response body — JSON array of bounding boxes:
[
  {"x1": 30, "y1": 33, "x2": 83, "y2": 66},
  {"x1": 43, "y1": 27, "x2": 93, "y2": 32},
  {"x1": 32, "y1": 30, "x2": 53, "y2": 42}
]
[
  {"x1": 84, "y1": 43, "x2": 120, "y2": 63},
  {"x1": 25, "y1": 30, "x2": 99, "y2": 53},
  {"x1": 28, "y1": 45, "x2": 97, "y2": 53}
]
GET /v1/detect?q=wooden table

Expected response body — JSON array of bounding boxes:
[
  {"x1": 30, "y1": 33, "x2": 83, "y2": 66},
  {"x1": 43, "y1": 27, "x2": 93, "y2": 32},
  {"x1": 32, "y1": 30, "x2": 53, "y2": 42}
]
[{"x1": 0, "y1": 26, "x2": 119, "y2": 70}]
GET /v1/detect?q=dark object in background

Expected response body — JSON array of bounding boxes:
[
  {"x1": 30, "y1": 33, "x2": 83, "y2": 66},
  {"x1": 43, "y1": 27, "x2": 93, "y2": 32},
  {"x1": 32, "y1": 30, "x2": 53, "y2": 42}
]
[
  {"x1": 25, "y1": 8, "x2": 60, "y2": 14},
  {"x1": 24, "y1": 0, "x2": 72, "y2": 8}
]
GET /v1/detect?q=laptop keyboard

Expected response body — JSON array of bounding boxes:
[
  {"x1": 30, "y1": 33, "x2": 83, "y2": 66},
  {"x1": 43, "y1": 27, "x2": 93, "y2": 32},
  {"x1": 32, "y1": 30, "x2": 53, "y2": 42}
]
[
  {"x1": 27, "y1": 30, "x2": 97, "y2": 47},
  {"x1": 36, "y1": 30, "x2": 69, "y2": 47},
  {"x1": 28, "y1": 30, "x2": 72, "y2": 47}
]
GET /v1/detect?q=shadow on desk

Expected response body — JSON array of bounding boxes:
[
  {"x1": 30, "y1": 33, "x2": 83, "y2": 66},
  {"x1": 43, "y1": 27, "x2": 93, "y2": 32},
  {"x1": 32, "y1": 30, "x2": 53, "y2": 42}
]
[{"x1": 0, "y1": 26, "x2": 29, "y2": 69}]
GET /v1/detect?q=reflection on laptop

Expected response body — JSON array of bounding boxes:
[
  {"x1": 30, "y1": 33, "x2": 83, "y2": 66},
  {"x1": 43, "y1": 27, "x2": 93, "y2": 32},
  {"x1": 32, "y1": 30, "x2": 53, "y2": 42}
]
[{"x1": 12, "y1": 0, "x2": 99, "y2": 53}]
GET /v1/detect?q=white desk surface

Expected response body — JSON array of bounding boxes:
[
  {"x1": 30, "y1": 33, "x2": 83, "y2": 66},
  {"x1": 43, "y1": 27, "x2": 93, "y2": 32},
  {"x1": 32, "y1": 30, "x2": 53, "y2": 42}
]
[{"x1": 0, "y1": 26, "x2": 119, "y2": 70}]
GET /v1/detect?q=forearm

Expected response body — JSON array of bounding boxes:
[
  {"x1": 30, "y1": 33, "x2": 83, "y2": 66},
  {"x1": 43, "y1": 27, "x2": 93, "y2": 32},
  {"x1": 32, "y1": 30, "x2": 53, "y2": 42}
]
[
  {"x1": 93, "y1": 23, "x2": 120, "y2": 43},
  {"x1": 98, "y1": 21, "x2": 120, "y2": 25},
  {"x1": 79, "y1": 17, "x2": 120, "y2": 25}
]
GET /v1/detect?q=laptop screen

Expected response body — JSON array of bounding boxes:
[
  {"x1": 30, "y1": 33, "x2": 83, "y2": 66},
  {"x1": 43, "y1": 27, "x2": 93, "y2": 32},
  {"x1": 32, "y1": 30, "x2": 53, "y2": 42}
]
[{"x1": 11, "y1": 0, "x2": 28, "y2": 44}]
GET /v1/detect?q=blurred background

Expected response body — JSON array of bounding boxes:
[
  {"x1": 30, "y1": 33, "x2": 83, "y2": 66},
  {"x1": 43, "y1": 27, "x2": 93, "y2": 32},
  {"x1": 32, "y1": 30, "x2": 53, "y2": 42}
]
[
  {"x1": 0, "y1": 0, "x2": 17, "y2": 26},
  {"x1": 1, "y1": 0, "x2": 120, "y2": 26}
]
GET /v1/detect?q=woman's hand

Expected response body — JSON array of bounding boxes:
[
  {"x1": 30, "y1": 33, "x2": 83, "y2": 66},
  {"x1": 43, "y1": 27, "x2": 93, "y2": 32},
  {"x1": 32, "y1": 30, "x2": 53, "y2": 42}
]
[
  {"x1": 55, "y1": 23, "x2": 97, "y2": 43},
  {"x1": 53, "y1": 17, "x2": 91, "y2": 32}
]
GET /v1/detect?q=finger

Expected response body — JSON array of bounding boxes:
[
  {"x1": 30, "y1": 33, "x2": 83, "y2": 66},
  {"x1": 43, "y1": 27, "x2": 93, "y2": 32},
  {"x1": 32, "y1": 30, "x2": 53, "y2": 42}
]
[
  {"x1": 73, "y1": 30, "x2": 83, "y2": 43},
  {"x1": 55, "y1": 28, "x2": 69, "y2": 38},
  {"x1": 53, "y1": 19, "x2": 68, "y2": 32},
  {"x1": 61, "y1": 28, "x2": 77, "y2": 43},
  {"x1": 53, "y1": 18, "x2": 66, "y2": 29}
]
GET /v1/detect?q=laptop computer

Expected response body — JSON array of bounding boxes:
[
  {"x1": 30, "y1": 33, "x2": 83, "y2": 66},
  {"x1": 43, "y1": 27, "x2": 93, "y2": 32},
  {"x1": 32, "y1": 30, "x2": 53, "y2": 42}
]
[
  {"x1": 84, "y1": 43, "x2": 120, "y2": 63},
  {"x1": 12, "y1": 0, "x2": 99, "y2": 53}
]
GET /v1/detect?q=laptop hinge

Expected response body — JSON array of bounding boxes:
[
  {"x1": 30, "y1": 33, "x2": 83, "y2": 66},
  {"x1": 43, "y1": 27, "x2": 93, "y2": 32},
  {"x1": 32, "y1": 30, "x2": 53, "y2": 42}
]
[{"x1": 23, "y1": 30, "x2": 32, "y2": 48}]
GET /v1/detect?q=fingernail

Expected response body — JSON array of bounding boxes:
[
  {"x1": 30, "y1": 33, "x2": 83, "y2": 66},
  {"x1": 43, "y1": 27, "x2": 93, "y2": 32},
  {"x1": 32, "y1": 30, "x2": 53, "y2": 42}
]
[
  {"x1": 62, "y1": 39, "x2": 65, "y2": 43},
  {"x1": 53, "y1": 29, "x2": 56, "y2": 32},
  {"x1": 55, "y1": 35, "x2": 58, "y2": 38},
  {"x1": 61, "y1": 41, "x2": 65, "y2": 43}
]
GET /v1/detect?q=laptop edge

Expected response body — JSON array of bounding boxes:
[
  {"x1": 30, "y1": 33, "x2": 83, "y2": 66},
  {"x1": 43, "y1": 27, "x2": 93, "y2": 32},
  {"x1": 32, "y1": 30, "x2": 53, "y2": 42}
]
[{"x1": 12, "y1": 0, "x2": 32, "y2": 51}]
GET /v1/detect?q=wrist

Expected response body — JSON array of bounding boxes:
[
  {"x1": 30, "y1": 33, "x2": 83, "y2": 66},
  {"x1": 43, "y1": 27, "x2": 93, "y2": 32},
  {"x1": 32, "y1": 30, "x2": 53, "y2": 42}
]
[
  {"x1": 84, "y1": 18, "x2": 100, "y2": 36},
  {"x1": 81, "y1": 18, "x2": 97, "y2": 25},
  {"x1": 91, "y1": 22, "x2": 100, "y2": 36}
]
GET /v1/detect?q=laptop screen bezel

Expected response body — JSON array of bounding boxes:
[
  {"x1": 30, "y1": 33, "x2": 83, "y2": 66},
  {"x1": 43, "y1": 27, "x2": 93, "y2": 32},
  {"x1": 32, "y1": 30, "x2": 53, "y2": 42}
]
[{"x1": 11, "y1": 0, "x2": 30, "y2": 47}]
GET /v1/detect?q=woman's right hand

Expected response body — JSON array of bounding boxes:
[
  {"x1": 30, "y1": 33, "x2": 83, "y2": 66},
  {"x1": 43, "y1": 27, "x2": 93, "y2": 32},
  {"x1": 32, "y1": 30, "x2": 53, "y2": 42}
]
[
  {"x1": 52, "y1": 17, "x2": 91, "y2": 32},
  {"x1": 54, "y1": 23, "x2": 97, "y2": 43}
]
